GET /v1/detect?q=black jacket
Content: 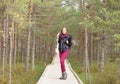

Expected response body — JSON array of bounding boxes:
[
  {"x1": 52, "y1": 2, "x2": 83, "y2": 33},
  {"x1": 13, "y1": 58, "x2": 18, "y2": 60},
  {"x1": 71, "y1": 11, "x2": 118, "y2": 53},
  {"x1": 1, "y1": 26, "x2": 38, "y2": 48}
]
[{"x1": 58, "y1": 34, "x2": 72, "y2": 53}]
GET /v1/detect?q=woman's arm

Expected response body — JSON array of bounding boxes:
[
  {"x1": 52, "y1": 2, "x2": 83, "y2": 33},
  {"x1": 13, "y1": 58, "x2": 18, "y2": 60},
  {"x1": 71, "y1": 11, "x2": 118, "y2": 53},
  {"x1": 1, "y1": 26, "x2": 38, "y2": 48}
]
[{"x1": 66, "y1": 35, "x2": 72, "y2": 46}]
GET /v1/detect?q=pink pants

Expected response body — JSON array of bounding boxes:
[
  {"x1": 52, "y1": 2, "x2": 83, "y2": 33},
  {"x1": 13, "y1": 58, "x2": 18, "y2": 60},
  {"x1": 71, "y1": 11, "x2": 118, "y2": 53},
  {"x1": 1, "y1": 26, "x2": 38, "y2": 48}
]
[{"x1": 59, "y1": 50, "x2": 69, "y2": 73}]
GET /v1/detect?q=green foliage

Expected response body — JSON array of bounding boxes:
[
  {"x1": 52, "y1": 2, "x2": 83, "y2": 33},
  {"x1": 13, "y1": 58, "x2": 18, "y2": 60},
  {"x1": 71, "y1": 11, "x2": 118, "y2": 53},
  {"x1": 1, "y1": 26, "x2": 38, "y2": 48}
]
[{"x1": 114, "y1": 34, "x2": 120, "y2": 50}]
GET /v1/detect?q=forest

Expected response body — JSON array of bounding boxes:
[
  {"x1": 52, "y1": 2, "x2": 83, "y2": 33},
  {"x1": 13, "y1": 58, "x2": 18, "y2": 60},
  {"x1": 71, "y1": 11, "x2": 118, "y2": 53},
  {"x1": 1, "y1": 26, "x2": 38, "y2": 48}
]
[{"x1": 0, "y1": 0, "x2": 120, "y2": 84}]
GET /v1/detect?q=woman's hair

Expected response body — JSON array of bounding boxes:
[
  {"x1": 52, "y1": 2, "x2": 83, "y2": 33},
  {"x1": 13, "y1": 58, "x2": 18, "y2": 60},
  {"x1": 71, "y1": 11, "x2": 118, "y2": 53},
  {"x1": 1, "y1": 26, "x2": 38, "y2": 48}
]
[{"x1": 60, "y1": 27, "x2": 68, "y2": 35}]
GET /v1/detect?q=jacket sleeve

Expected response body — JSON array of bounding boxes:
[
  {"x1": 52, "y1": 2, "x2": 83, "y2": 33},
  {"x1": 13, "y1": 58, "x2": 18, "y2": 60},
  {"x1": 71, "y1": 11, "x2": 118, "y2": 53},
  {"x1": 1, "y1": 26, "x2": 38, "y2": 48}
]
[{"x1": 67, "y1": 35, "x2": 72, "y2": 46}]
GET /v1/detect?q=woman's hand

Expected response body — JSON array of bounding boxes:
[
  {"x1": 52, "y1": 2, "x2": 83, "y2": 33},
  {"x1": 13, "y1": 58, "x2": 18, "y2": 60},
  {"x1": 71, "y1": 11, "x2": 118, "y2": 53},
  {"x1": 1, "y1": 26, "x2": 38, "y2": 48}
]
[{"x1": 66, "y1": 40, "x2": 69, "y2": 44}]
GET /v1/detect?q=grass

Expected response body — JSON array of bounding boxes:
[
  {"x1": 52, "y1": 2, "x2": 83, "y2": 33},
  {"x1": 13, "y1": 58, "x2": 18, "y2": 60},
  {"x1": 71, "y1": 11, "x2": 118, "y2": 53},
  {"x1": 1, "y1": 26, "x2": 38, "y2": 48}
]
[
  {"x1": 0, "y1": 58, "x2": 52, "y2": 84},
  {"x1": 68, "y1": 55, "x2": 120, "y2": 84}
]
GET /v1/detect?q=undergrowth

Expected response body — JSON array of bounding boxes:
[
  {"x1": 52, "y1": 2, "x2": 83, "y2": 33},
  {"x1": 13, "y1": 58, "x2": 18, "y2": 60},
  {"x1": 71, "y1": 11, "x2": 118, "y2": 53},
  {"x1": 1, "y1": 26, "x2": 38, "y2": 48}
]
[{"x1": 68, "y1": 55, "x2": 120, "y2": 84}]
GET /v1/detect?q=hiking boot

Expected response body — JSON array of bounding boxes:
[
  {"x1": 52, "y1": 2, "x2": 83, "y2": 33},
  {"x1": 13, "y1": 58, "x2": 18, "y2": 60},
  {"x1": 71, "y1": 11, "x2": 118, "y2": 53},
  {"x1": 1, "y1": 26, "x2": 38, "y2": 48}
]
[{"x1": 59, "y1": 72, "x2": 67, "y2": 80}]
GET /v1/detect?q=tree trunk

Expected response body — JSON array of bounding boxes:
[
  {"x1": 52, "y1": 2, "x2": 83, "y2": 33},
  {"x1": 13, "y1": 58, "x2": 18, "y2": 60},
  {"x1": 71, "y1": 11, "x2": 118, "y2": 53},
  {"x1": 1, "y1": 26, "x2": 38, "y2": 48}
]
[
  {"x1": 84, "y1": 27, "x2": 91, "y2": 84},
  {"x1": 44, "y1": 25, "x2": 50, "y2": 62},
  {"x1": 5, "y1": 13, "x2": 9, "y2": 64},
  {"x1": 89, "y1": 4, "x2": 94, "y2": 65},
  {"x1": 2, "y1": 18, "x2": 6, "y2": 81},
  {"x1": 32, "y1": 17, "x2": 36, "y2": 70},
  {"x1": 44, "y1": 41, "x2": 48, "y2": 62},
  {"x1": 38, "y1": 37, "x2": 42, "y2": 60},
  {"x1": 79, "y1": 0, "x2": 85, "y2": 67},
  {"x1": 14, "y1": 23, "x2": 17, "y2": 68},
  {"x1": 90, "y1": 31, "x2": 93, "y2": 65},
  {"x1": 0, "y1": 39, "x2": 1, "y2": 62},
  {"x1": 100, "y1": 45, "x2": 105, "y2": 72},
  {"x1": 2, "y1": 3, "x2": 8, "y2": 80},
  {"x1": 26, "y1": 0, "x2": 32, "y2": 72},
  {"x1": 9, "y1": 17, "x2": 15, "y2": 84},
  {"x1": 84, "y1": 27, "x2": 88, "y2": 78},
  {"x1": 83, "y1": 0, "x2": 91, "y2": 84},
  {"x1": 97, "y1": 33, "x2": 100, "y2": 65},
  {"x1": 100, "y1": 0, "x2": 107, "y2": 72},
  {"x1": 100, "y1": 32, "x2": 105, "y2": 72},
  {"x1": 81, "y1": 29, "x2": 85, "y2": 67},
  {"x1": 22, "y1": 39, "x2": 26, "y2": 66}
]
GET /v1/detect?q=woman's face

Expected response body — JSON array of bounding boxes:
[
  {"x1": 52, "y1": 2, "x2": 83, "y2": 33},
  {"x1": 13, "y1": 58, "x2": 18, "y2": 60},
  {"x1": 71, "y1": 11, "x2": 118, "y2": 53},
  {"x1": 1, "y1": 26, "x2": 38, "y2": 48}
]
[{"x1": 62, "y1": 28, "x2": 67, "y2": 34}]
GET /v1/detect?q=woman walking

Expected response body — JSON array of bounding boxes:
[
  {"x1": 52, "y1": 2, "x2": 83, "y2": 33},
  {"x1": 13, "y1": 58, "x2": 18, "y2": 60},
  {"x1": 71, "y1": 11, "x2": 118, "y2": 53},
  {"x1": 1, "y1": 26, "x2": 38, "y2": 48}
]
[{"x1": 58, "y1": 27, "x2": 72, "y2": 80}]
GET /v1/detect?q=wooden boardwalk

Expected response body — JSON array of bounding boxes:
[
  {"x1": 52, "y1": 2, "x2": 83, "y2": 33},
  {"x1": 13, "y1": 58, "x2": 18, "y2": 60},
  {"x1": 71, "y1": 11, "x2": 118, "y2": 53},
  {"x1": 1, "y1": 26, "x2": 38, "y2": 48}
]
[{"x1": 37, "y1": 53, "x2": 83, "y2": 84}]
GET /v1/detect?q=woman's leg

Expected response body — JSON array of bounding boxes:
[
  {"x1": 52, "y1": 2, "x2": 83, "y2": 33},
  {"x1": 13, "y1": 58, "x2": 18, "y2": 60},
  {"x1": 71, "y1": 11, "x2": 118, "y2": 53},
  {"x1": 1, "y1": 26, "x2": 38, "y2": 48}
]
[
  {"x1": 59, "y1": 52, "x2": 63, "y2": 73},
  {"x1": 60, "y1": 50, "x2": 69, "y2": 73}
]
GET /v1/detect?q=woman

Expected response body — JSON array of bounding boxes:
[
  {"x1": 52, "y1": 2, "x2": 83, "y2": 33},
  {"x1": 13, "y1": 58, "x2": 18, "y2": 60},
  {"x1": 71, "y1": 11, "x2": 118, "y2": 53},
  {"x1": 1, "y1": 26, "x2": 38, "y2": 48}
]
[{"x1": 58, "y1": 27, "x2": 72, "y2": 80}]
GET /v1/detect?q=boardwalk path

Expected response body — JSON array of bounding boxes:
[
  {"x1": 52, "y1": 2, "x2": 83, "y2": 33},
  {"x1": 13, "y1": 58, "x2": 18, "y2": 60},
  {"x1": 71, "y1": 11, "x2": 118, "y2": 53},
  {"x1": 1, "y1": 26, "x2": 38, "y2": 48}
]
[
  {"x1": 37, "y1": 33, "x2": 83, "y2": 84},
  {"x1": 37, "y1": 53, "x2": 83, "y2": 84}
]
